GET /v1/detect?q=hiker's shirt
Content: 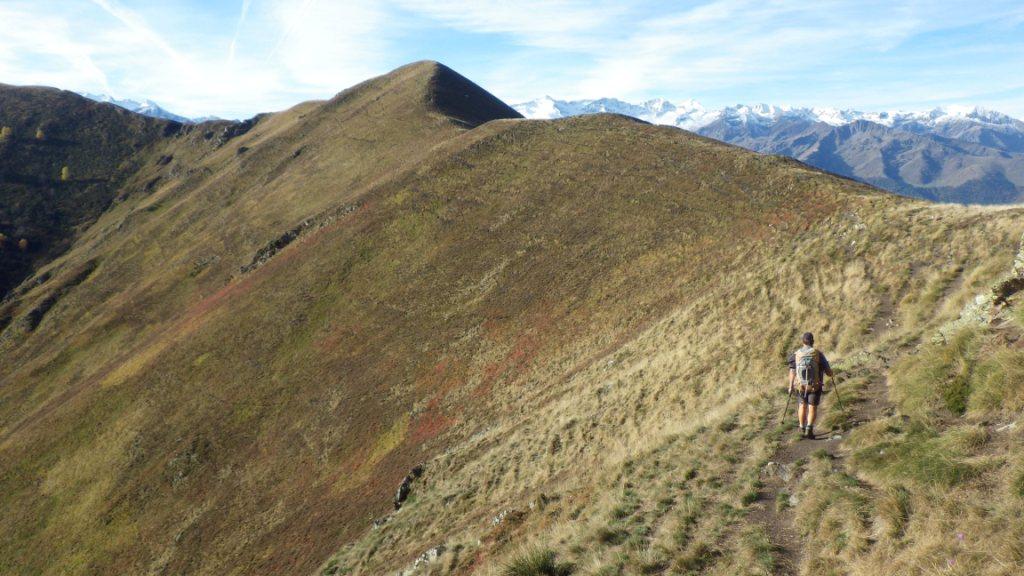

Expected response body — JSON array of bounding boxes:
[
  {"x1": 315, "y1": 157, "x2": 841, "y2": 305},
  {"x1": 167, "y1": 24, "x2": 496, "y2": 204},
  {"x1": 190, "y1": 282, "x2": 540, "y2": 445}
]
[{"x1": 787, "y1": 349, "x2": 831, "y2": 386}]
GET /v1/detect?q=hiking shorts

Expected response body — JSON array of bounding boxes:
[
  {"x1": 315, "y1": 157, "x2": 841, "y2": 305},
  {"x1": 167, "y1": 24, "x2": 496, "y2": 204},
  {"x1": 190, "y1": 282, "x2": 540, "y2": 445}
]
[{"x1": 798, "y1": 387, "x2": 822, "y2": 406}]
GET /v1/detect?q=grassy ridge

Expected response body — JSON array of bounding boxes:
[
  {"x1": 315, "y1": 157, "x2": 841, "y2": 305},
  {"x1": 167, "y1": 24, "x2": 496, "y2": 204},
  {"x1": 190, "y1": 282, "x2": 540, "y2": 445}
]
[{"x1": 1, "y1": 62, "x2": 1023, "y2": 576}]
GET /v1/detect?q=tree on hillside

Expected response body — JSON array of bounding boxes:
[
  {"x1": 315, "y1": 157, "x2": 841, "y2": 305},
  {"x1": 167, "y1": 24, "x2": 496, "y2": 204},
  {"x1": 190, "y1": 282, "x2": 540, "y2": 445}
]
[
  {"x1": 0, "y1": 126, "x2": 11, "y2": 141},
  {"x1": 18, "y1": 238, "x2": 28, "y2": 252},
  {"x1": 0, "y1": 233, "x2": 6, "y2": 249},
  {"x1": 35, "y1": 128, "x2": 45, "y2": 140},
  {"x1": 61, "y1": 166, "x2": 70, "y2": 182}
]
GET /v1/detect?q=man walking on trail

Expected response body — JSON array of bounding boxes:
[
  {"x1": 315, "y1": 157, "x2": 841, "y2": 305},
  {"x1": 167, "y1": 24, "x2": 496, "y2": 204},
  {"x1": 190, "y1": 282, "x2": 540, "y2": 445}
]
[{"x1": 787, "y1": 332, "x2": 833, "y2": 439}]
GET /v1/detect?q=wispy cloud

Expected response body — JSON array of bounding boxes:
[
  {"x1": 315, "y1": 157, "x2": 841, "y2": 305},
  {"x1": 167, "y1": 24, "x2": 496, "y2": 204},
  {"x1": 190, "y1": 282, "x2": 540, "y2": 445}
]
[
  {"x1": 228, "y1": 0, "x2": 254, "y2": 64},
  {"x1": 88, "y1": 0, "x2": 187, "y2": 66},
  {"x1": 0, "y1": 0, "x2": 1020, "y2": 118},
  {"x1": 395, "y1": 0, "x2": 627, "y2": 51}
]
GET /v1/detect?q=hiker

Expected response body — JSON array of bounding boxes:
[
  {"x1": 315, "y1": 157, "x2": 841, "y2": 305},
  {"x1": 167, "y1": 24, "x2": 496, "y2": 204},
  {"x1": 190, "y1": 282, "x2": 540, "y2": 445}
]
[{"x1": 787, "y1": 332, "x2": 833, "y2": 439}]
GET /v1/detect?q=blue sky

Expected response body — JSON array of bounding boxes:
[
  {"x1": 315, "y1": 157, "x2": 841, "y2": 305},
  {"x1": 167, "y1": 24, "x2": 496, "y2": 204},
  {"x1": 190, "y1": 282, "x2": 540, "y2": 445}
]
[{"x1": 1, "y1": 0, "x2": 1022, "y2": 119}]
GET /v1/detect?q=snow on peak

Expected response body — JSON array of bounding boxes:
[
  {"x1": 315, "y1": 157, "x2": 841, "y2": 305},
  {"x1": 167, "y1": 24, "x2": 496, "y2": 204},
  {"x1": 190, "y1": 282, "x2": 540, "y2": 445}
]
[
  {"x1": 80, "y1": 93, "x2": 194, "y2": 123},
  {"x1": 511, "y1": 96, "x2": 1022, "y2": 133}
]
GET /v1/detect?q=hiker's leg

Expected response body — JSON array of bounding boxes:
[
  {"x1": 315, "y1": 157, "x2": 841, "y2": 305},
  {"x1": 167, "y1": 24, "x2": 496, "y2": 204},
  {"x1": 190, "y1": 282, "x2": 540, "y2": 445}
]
[
  {"x1": 807, "y1": 404, "x2": 817, "y2": 426},
  {"x1": 797, "y1": 401, "x2": 807, "y2": 426}
]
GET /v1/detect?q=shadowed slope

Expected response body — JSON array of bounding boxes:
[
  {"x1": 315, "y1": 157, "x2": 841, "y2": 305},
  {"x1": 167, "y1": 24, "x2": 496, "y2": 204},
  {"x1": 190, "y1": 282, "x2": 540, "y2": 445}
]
[{"x1": 0, "y1": 85, "x2": 172, "y2": 298}]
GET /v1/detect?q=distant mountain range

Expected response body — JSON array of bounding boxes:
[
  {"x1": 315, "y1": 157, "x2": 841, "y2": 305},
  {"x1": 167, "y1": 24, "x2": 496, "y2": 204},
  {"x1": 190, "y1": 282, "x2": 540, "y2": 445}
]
[
  {"x1": 514, "y1": 97, "x2": 1024, "y2": 203},
  {"x1": 81, "y1": 93, "x2": 217, "y2": 123}
]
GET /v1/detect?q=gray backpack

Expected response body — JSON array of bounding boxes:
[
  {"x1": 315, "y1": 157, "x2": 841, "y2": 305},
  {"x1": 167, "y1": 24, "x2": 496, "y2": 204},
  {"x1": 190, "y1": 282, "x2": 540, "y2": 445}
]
[{"x1": 794, "y1": 345, "x2": 821, "y2": 390}]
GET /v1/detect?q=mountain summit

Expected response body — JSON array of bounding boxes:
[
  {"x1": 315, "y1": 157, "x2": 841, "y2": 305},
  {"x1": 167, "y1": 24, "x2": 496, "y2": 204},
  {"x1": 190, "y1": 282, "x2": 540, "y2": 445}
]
[{"x1": 514, "y1": 96, "x2": 1024, "y2": 203}]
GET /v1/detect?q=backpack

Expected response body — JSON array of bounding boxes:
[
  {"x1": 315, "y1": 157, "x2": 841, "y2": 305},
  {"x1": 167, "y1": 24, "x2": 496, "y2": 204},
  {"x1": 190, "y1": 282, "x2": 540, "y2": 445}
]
[{"x1": 794, "y1": 346, "x2": 821, "y2": 391}]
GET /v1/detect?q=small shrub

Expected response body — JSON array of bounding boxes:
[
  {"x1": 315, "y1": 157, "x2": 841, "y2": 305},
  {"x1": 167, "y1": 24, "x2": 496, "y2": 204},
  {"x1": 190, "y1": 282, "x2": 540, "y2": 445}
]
[
  {"x1": 60, "y1": 166, "x2": 70, "y2": 181},
  {"x1": 35, "y1": 128, "x2": 44, "y2": 140},
  {"x1": 0, "y1": 126, "x2": 11, "y2": 140},
  {"x1": 502, "y1": 548, "x2": 573, "y2": 576}
]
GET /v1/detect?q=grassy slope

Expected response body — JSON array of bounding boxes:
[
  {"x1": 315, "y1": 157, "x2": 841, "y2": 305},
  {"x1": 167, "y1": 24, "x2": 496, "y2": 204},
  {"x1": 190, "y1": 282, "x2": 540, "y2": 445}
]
[
  {"x1": 0, "y1": 60, "x2": 528, "y2": 575},
  {"x1": 1, "y1": 62, "x2": 1023, "y2": 576},
  {"x1": 318, "y1": 131, "x2": 1024, "y2": 575}
]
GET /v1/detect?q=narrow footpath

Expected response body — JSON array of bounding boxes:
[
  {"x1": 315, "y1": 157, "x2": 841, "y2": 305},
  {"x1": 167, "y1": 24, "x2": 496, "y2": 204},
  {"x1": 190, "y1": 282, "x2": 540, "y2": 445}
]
[{"x1": 750, "y1": 355, "x2": 894, "y2": 575}]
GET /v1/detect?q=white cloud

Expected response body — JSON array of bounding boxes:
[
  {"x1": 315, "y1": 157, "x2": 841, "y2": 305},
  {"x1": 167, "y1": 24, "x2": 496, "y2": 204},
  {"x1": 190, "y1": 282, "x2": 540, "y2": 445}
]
[
  {"x1": 0, "y1": 0, "x2": 395, "y2": 118},
  {"x1": 0, "y1": 2, "x2": 111, "y2": 92},
  {"x1": 0, "y1": 0, "x2": 1020, "y2": 119},
  {"x1": 395, "y1": 0, "x2": 626, "y2": 51},
  {"x1": 266, "y1": 0, "x2": 389, "y2": 91}
]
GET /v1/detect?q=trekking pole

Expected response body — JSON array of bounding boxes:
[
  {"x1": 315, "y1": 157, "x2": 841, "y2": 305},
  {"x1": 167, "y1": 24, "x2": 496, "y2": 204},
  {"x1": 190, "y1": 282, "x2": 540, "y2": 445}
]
[
  {"x1": 830, "y1": 375, "x2": 846, "y2": 411},
  {"x1": 779, "y1": 387, "x2": 794, "y2": 426}
]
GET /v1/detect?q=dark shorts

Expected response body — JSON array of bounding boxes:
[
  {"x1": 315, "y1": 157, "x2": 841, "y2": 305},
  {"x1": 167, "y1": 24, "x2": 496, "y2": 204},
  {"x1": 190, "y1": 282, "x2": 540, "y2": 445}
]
[{"x1": 798, "y1": 387, "x2": 822, "y2": 406}]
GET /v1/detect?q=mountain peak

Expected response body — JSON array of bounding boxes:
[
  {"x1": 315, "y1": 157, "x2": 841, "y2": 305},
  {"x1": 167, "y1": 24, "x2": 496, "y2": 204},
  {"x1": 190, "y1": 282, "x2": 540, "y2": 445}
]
[
  {"x1": 81, "y1": 92, "x2": 194, "y2": 123},
  {"x1": 421, "y1": 61, "x2": 523, "y2": 127}
]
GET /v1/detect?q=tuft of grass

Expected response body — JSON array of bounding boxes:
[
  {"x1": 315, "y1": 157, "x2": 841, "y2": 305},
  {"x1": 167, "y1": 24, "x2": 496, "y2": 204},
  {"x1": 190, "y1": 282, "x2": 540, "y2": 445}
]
[
  {"x1": 502, "y1": 548, "x2": 574, "y2": 576},
  {"x1": 594, "y1": 526, "x2": 629, "y2": 546},
  {"x1": 891, "y1": 328, "x2": 978, "y2": 418},
  {"x1": 671, "y1": 541, "x2": 719, "y2": 573},
  {"x1": 775, "y1": 491, "x2": 790, "y2": 512},
  {"x1": 875, "y1": 485, "x2": 912, "y2": 540},
  {"x1": 635, "y1": 547, "x2": 669, "y2": 574},
  {"x1": 968, "y1": 347, "x2": 1024, "y2": 416},
  {"x1": 740, "y1": 490, "x2": 759, "y2": 507},
  {"x1": 851, "y1": 423, "x2": 977, "y2": 487},
  {"x1": 739, "y1": 526, "x2": 775, "y2": 573},
  {"x1": 1013, "y1": 470, "x2": 1024, "y2": 499}
]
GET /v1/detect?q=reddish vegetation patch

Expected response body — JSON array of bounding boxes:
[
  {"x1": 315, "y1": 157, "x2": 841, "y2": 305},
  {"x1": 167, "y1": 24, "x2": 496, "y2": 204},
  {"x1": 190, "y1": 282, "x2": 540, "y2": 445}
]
[
  {"x1": 481, "y1": 316, "x2": 503, "y2": 337},
  {"x1": 314, "y1": 322, "x2": 365, "y2": 354},
  {"x1": 473, "y1": 314, "x2": 552, "y2": 400},
  {"x1": 187, "y1": 274, "x2": 259, "y2": 321},
  {"x1": 409, "y1": 408, "x2": 455, "y2": 445}
]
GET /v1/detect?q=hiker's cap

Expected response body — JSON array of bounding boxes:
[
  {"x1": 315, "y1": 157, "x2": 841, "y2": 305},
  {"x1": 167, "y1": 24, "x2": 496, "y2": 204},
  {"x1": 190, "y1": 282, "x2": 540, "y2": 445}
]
[{"x1": 802, "y1": 332, "x2": 814, "y2": 345}]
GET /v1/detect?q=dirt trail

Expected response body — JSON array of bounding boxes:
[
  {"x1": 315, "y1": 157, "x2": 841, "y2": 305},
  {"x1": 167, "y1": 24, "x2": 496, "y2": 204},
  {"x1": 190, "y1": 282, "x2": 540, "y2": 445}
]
[{"x1": 750, "y1": 359, "x2": 893, "y2": 575}]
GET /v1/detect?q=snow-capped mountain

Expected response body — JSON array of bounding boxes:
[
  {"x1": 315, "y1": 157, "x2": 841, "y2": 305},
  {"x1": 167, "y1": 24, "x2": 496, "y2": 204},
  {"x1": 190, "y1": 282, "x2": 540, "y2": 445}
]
[
  {"x1": 514, "y1": 97, "x2": 1023, "y2": 134},
  {"x1": 514, "y1": 96, "x2": 720, "y2": 130},
  {"x1": 513, "y1": 97, "x2": 1024, "y2": 203},
  {"x1": 81, "y1": 93, "x2": 202, "y2": 123}
]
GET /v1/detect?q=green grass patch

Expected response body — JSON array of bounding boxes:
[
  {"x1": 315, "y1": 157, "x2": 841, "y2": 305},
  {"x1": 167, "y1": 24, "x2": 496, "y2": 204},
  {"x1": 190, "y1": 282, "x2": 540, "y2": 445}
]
[
  {"x1": 851, "y1": 423, "x2": 976, "y2": 487},
  {"x1": 502, "y1": 548, "x2": 574, "y2": 576},
  {"x1": 891, "y1": 327, "x2": 979, "y2": 417},
  {"x1": 967, "y1": 347, "x2": 1024, "y2": 416}
]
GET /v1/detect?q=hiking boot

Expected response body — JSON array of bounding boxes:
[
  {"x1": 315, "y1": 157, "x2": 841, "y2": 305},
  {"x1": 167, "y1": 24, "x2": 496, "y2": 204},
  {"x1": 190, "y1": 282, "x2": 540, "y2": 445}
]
[
  {"x1": 798, "y1": 425, "x2": 807, "y2": 438},
  {"x1": 806, "y1": 425, "x2": 815, "y2": 440}
]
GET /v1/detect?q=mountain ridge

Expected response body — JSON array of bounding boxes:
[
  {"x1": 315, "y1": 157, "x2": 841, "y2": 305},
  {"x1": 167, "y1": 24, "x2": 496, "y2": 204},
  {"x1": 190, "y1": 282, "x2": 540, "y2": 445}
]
[
  {"x1": 514, "y1": 96, "x2": 1024, "y2": 203},
  {"x1": 2, "y1": 62, "x2": 1024, "y2": 576}
]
